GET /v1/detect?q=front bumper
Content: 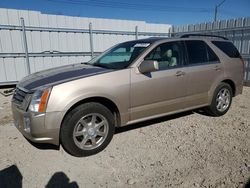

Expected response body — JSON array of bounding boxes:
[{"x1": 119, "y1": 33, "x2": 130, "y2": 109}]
[{"x1": 11, "y1": 103, "x2": 60, "y2": 145}]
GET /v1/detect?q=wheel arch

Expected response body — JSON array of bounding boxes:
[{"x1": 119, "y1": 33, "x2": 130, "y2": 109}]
[
  {"x1": 221, "y1": 79, "x2": 236, "y2": 97},
  {"x1": 208, "y1": 78, "x2": 236, "y2": 106},
  {"x1": 61, "y1": 96, "x2": 121, "y2": 129}
]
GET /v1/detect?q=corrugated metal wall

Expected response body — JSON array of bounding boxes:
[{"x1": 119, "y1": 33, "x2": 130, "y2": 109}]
[
  {"x1": 0, "y1": 8, "x2": 171, "y2": 85},
  {"x1": 171, "y1": 17, "x2": 250, "y2": 84}
]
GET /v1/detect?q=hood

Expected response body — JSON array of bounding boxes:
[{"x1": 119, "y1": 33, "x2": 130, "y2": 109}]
[{"x1": 17, "y1": 63, "x2": 112, "y2": 91}]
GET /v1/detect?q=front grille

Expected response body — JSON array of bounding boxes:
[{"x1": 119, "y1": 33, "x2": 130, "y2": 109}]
[
  {"x1": 12, "y1": 87, "x2": 31, "y2": 110},
  {"x1": 13, "y1": 88, "x2": 26, "y2": 104}
]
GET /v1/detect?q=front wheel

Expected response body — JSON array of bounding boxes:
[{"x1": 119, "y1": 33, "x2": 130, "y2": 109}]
[
  {"x1": 205, "y1": 83, "x2": 233, "y2": 117},
  {"x1": 60, "y1": 102, "x2": 115, "y2": 157}
]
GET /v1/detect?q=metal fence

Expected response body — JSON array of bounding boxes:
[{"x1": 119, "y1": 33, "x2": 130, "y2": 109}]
[
  {"x1": 0, "y1": 18, "x2": 170, "y2": 85},
  {"x1": 171, "y1": 17, "x2": 250, "y2": 85},
  {"x1": 0, "y1": 8, "x2": 171, "y2": 85},
  {"x1": 1, "y1": 8, "x2": 250, "y2": 86}
]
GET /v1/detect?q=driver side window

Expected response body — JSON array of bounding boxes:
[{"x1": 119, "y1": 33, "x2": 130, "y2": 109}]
[{"x1": 145, "y1": 41, "x2": 183, "y2": 70}]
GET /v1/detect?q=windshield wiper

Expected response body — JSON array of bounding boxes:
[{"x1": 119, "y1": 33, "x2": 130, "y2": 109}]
[
  {"x1": 81, "y1": 62, "x2": 91, "y2": 65},
  {"x1": 81, "y1": 62, "x2": 110, "y2": 69},
  {"x1": 92, "y1": 63, "x2": 110, "y2": 69}
]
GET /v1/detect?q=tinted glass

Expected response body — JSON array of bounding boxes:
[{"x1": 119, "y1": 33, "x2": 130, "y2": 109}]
[
  {"x1": 145, "y1": 41, "x2": 183, "y2": 70},
  {"x1": 212, "y1": 41, "x2": 240, "y2": 58},
  {"x1": 207, "y1": 45, "x2": 219, "y2": 62},
  {"x1": 185, "y1": 40, "x2": 208, "y2": 64}
]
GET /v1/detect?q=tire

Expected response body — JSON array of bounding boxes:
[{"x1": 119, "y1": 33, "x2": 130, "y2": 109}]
[
  {"x1": 205, "y1": 82, "x2": 233, "y2": 117},
  {"x1": 60, "y1": 102, "x2": 115, "y2": 157}
]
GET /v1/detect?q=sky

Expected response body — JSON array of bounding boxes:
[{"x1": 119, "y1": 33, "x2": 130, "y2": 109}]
[{"x1": 0, "y1": 0, "x2": 249, "y2": 25}]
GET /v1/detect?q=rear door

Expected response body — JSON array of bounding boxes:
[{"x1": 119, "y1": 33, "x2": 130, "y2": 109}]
[
  {"x1": 211, "y1": 41, "x2": 244, "y2": 92},
  {"x1": 184, "y1": 40, "x2": 223, "y2": 106}
]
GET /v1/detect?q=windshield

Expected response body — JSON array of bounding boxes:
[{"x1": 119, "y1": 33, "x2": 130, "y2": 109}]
[{"x1": 87, "y1": 41, "x2": 151, "y2": 69}]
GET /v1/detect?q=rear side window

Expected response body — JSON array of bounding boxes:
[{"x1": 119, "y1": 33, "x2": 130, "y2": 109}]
[
  {"x1": 185, "y1": 41, "x2": 207, "y2": 64},
  {"x1": 212, "y1": 41, "x2": 240, "y2": 58},
  {"x1": 185, "y1": 40, "x2": 219, "y2": 64},
  {"x1": 207, "y1": 45, "x2": 219, "y2": 62}
]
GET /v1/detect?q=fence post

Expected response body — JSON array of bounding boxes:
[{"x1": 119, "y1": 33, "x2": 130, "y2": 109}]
[
  {"x1": 20, "y1": 17, "x2": 31, "y2": 75},
  {"x1": 225, "y1": 19, "x2": 228, "y2": 37},
  {"x1": 168, "y1": 27, "x2": 172, "y2": 38},
  {"x1": 204, "y1": 22, "x2": 207, "y2": 35},
  {"x1": 233, "y1": 19, "x2": 236, "y2": 43},
  {"x1": 89, "y1": 22, "x2": 94, "y2": 58},
  {"x1": 135, "y1": 26, "x2": 138, "y2": 40},
  {"x1": 240, "y1": 18, "x2": 246, "y2": 53}
]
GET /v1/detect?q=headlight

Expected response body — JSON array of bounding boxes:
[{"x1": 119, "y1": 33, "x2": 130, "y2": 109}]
[{"x1": 29, "y1": 87, "x2": 51, "y2": 113}]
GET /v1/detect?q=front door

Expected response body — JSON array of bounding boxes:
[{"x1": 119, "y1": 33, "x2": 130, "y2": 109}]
[{"x1": 130, "y1": 41, "x2": 188, "y2": 121}]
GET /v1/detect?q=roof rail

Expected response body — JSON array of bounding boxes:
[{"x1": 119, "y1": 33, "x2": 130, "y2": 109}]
[{"x1": 180, "y1": 34, "x2": 228, "y2": 40}]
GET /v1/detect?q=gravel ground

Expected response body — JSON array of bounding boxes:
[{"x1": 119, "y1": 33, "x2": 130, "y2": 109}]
[{"x1": 0, "y1": 87, "x2": 249, "y2": 188}]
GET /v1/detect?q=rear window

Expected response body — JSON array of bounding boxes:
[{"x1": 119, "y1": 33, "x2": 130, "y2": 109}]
[{"x1": 212, "y1": 41, "x2": 240, "y2": 58}]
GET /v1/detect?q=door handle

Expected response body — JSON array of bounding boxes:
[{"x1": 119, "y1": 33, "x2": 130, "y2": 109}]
[
  {"x1": 175, "y1": 71, "x2": 185, "y2": 76},
  {"x1": 213, "y1": 66, "x2": 221, "y2": 71}
]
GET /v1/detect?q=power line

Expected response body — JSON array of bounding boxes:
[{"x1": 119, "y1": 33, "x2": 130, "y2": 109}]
[
  {"x1": 72, "y1": 0, "x2": 210, "y2": 11},
  {"x1": 46, "y1": 0, "x2": 212, "y2": 13}
]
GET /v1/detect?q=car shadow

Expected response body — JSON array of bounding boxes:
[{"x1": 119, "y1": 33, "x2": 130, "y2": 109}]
[
  {"x1": 115, "y1": 110, "x2": 193, "y2": 134},
  {"x1": 0, "y1": 165, "x2": 79, "y2": 188},
  {"x1": 25, "y1": 137, "x2": 60, "y2": 150},
  {"x1": 193, "y1": 108, "x2": 215, "y2": 117}
]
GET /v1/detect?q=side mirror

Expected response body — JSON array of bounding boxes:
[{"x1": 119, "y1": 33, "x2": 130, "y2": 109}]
[{"x1": 138, "y1": 60, "x2": 159, "y2": 73}]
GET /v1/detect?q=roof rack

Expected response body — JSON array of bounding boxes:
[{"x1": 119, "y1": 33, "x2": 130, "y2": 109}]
[{"x1": 180, "y1": 34, "x2": 228, "y2": 40}]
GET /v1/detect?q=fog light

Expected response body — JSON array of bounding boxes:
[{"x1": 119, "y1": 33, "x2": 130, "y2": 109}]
[{"x1": 23, "y1": 117, "x2": 31, "y2": 133}]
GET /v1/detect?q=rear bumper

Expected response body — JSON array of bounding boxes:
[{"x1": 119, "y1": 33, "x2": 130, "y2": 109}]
[
  {"x1": 11, "y1": 103, "x2": 60, "y2": 145},
  {"x1": 235, "y1": 82, "x2": 243, "y2": 96}
]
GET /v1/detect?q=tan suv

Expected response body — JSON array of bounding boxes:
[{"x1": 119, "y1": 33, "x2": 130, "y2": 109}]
[{"x1": 12, "y1": 34, "x2": 244, "y2": 157}]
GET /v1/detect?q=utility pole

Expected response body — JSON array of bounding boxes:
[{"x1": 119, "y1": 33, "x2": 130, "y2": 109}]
[{"x1": 214, "y1": 0, "x2": 226, "y2": 22}]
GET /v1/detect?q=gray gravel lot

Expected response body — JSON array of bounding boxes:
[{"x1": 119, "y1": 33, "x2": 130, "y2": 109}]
[{"x1": 0, "y1": 87, "x2": 249, "y2": 188}]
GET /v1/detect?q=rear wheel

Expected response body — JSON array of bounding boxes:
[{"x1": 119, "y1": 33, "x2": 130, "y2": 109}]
[
  {"x1": 60, "y1": 102, "x2": 115, "y2": 157},
  {"x1": 205, "y1": 82, "x2": 233, "y2": 117}
]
